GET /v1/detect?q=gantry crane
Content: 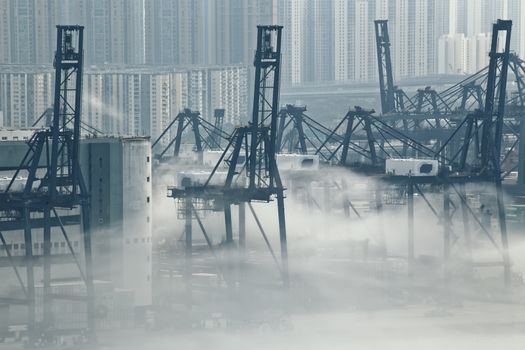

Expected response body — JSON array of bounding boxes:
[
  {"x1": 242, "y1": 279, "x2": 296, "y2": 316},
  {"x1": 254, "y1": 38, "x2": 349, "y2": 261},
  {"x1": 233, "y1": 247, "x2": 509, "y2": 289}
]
[
  {"x1": 0, "y1": 26, "x2": 95, "y2": 344},
  {"x1": 168, "y1": 26, "x2": 289, "y2": 299},
  {"x1": 152, "y1": 108, "x2": 230, "y2": 163}
]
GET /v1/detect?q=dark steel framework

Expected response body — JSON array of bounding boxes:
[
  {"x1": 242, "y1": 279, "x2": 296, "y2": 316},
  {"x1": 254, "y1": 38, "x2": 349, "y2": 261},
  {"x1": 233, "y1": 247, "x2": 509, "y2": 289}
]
[
  {"x1": 152, "y1": 108, "x2": 230, "y2": 162},
  {"x1": 275, "y1": 20, "x2": 517, "y2": 285},
  {"x1": 307, "y1": 19, "x2": 524, "y2": 179},
  {"x1": 400, "y1": 20, "x2": 514, "y2": 285},
  {"x1": 168, "y1": 26, "x2": 289, "y2": 299},
  {"x1": 209, "y1": 108, "x2": 225, "y2": 149},
  {"x1": 374, "y1": 20, "x2": 413, "y2": 114},
  {"x1": 0, "y1": 26, "x2": 95, "y2": 344}
]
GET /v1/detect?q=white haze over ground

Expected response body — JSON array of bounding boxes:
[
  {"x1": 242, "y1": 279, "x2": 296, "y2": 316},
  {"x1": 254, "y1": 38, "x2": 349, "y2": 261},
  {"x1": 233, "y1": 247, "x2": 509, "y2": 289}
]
[
  {"x1": 94, "y1": 301, "x2": 525, "y2": 350},
  {"x1": 101, "y1": 163, "x2": 524, "y2": 350},
  {"x1": 3, "y1": 164, "x2": 525, "y2": 350}
]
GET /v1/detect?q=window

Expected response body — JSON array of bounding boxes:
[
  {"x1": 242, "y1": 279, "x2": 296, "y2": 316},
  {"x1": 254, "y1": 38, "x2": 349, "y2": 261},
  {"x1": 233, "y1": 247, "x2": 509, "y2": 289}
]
[
  {"x1": 13, "y1": 244, "x2": 19, "y2": 250},
  {"x1": 60, "y1": 242, "x2": 65, "y2": 248},
  {"x1": 147, "y1": 176, "x2": 150, "y2": 183},
  {"x1": 420, "y1": 164, "x2": 433, "y2": 174},
  {"x1": 301, "y1": 159, "x2": 314, "y2": 168},
  {"x1": 146, "y1": 156, "x2": 150, "y2": 163},
  {"x1": 147, "y1": 196, "x2": 150, "y2": 203}
]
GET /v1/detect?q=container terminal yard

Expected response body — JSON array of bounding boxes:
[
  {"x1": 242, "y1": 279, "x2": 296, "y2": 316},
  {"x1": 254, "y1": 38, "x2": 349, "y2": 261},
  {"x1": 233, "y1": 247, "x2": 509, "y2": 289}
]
[{"x1": 0, "y1": 12, "x2": 525, "y2": 350}]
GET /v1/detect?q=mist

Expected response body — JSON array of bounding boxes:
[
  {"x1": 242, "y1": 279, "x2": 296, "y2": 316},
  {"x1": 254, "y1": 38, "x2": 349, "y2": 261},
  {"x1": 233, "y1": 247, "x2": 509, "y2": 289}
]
[
  {"x1": 127, "y1": 161, "x2": 525, "y2": 350},
  {"x1": 1, "y1": 1, "x2": 525, "y2": 350}
]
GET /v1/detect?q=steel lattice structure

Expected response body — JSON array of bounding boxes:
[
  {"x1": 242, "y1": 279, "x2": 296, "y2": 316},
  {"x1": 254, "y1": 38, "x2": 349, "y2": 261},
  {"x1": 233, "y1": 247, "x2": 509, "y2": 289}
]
[
  {"x1": 152, "y1": 108, "x2": 230, "y2": 162},
  {"x1": 167, "y1": 26, "x2": 289, "y2": 300},
  {"x1": 0, "y1": 26, "x2": 95, "y2": 344}
]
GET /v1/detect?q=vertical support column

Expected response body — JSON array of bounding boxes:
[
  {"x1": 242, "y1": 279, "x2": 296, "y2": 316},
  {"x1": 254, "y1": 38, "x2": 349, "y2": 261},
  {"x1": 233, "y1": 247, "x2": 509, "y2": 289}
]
[
  {"x1": 496, "y1": 181, "x2": 511, "y2": 286},
  {"x1": 81, "y1": 203, "x2": 95, "y2": 338},
  {"x1": 339, "y1": 114, "x2": 355, "y2": 166},
  {"x1": 402, "y1": 119, "x2": 409, "y2": 157},
  {"x1": 238, "y1": 203, "x2": 246, "y2": 251},
  {"x1": 342, "y1": 179, "x2": 350, "y2": 218},
  {"x1": 224, "y1": 204, "x2": 233, "y2": 244},
  {"x1": 407, "y1": 179, "x2": 415, "y2": 277},
  {"x1": 519, "y1": 117, "x2": 525, "y2": 186},
  {"x1": 374, "y1": 20, "x2": 396, "y2": 114},
  {"x1": 459, "y1": 184, "x2": 472, "y2": 258},
  {"x1": 238, "y1": 202, "x2": 247, "y2": 284},
  {"x1": 184, "y1": 197, "x2": 193, "y2": 309},
  {"x1": 459, "y1": 116, "x2": 475, "y2": 171},
  {"x1": 443, "y1": 184, "x2": 452, "y2": 280},
  {"x1": 191, "y1": 113, "x2": 204, "y2": 164},
  {"x1": 375, "y1": 182, "x2": 386, "y2": 259},
  {"x1": 277, "y1": 191, "x2": 289, "y2": 287},
  {"x1": 43, "y1": 208, "x2": 52, "y2": 328},
  {"x1": 23, "y1": 208, "x2": 35, "y2": 342},
  {"x1": 276, "y1": 110, "x2": 287, "y2": 152},
  {"x1": 295, "y1": 116, "x2": 308, "y2": 154},
  {"x1": 364, "y1": 117, "x2": 378, "y2": 166},
  {"x1": 173, "y1": 113, "x2": 185, "y2": 158}
]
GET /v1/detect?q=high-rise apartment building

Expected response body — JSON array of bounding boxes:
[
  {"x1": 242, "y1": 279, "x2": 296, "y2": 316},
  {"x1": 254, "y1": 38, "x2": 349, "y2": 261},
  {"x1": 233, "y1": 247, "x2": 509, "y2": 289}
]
[
  {"x1": 82, "y1": 66, "x2": 247, "y2": 141},
  {"x1": 145, "y1": 0, "x2": 277, "y2": 66},
  {"x1": 281, "y1": 0, "x2": 439, "y2": 84},
  {"x1": 0, "y1": 0, "x2": 37, "y2": 64},
  {"x1": 3, "y1": 0, "x2": 524, "y2": 89},
  {"x1": 80, "y1": 0, "x2": 145, "y2": 64},
  {"x1": 0, "y1": 65, "x2": 247, "y2": 138},
  {"x1": 438, "y1": 33, "x2": 466, "y2": 74},
  {"x1": 437, "y1": 0, "x2": 525, "y2": 76},
  {"x1": 0, "y1": 0, "x2": 145, "y2": 65},
  {"x1": 334, "y1": 0, "x2": 349, "y2": 81},
  {"x1": 281, "y1": 0, "x2": 307, "y2": 85},
  {"x1": 312, "y1": 0, "x2": 334, "y2": 81},
  {"x1": 413, "y1": 0, "x2": 435, "y2": 76},
  {"x1": 354, "y1": 0, "x2": 371, "y2": 82},
  {"x1": 0, "y1": 66, "x2": 53, "y2": 127}
]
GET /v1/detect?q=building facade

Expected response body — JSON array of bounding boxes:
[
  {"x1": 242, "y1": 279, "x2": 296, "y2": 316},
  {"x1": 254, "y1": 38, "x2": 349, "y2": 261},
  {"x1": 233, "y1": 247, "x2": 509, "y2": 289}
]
[
  {"x1": 0, "y1": 65, "x2": 248, "y2": 141},
  {"x1": 0, "y1": 136, "x2": 153, "y2": 307},
  {"x1": 0, "y1": 67, "x2": 53, "y2": 128}
]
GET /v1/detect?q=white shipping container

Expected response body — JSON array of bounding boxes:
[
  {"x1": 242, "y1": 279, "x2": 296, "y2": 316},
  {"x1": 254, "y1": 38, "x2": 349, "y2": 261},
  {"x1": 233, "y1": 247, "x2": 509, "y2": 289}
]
[
  {"x1": 0, "y1": 176, "x2": 28, "y2": 192},
  {"x1": 277, "y1": 154, "x2": 319, "y2": 172},
  {"x1": 385, "y1": 158, "x2": 438, "y2": 177},
  {"x1": 176, "y1": 170, "x2": 246, "y2": 188}
]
